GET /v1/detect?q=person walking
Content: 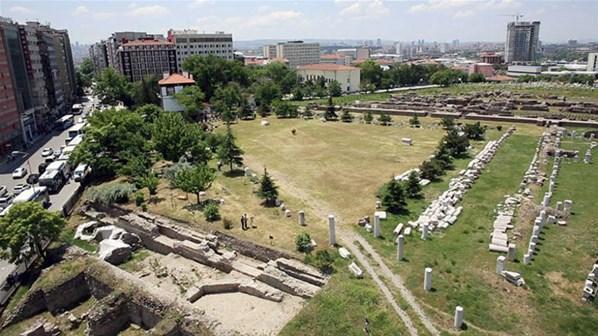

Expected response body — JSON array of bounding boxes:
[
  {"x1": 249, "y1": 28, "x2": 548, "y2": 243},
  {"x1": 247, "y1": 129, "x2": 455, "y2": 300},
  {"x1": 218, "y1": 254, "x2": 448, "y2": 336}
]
[
  {"x1": 240, "y1": 215, "x2": 246, "y2": 230},
  {"x1": 243, "y1": 213, "x2": 249, "y2": 230}
]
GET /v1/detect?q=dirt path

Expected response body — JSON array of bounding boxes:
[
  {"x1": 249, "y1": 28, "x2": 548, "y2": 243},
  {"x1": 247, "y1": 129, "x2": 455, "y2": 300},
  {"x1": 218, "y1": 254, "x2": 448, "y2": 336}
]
[{"x1": 244, "y1": 156, "x2": 432, "y2": 336}]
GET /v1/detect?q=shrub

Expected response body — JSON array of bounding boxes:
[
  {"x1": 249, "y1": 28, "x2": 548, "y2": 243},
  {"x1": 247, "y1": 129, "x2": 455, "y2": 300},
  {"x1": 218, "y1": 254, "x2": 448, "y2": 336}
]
[
  {"x1": 86, "y1": 182, "x2": 136, "y2": 206},
  {"x1": 313, "y1": 250, "x2": 335, "y2": 274},
  {"x1": 135, "y1": 191, "x2": 145, "y2": 206},
  {"x1": 497, "y1": 125, "x2": 503, "y2": 131},
  {"x1": 141, "y1": 204, "x2": 148, "y2": 212},
  {"x1": 295, "y1": 233, "x2": 313, "y2": 253},
  {"x1": 223, "y1": 217, "x2": 233, "y2": 230},
  {"x1": 203, "y1": 202, "x2": 220, "y2": 221}
]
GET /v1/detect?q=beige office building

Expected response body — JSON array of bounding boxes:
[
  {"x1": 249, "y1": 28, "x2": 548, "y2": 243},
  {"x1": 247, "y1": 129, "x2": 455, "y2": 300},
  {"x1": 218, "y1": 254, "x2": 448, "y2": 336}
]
[
  {"x1": 296, "y1": 63, "x2": 360, "y2": 93},
  {"x1": 275, "y1": 41, "x2": 320, "y2": 68},
  {"x1": 168, "y1": 29, "x2": 233, "y2": 71}
]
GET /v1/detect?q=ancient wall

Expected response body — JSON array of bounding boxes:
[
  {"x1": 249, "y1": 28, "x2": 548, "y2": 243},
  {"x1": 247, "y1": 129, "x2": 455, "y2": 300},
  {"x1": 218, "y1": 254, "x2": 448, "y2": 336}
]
[
  {"x1": 214, "y1": 231, "x2": 293, "y2": 262},
  {"x1": 43, "y1": 272, "x2": 90, "y2": 313}
]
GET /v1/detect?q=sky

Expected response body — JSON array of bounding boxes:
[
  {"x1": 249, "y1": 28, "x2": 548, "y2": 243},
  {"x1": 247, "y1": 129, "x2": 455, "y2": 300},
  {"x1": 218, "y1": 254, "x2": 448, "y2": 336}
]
[{"x1": 1, "y1": 0, "x2": 597, "y2": 44}]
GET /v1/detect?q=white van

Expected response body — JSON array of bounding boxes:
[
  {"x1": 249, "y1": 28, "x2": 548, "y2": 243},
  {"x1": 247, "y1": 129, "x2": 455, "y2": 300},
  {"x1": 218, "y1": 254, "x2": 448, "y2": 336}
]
[{"x1": 73, "y1": 163, "x2": 91, "y2": 182}]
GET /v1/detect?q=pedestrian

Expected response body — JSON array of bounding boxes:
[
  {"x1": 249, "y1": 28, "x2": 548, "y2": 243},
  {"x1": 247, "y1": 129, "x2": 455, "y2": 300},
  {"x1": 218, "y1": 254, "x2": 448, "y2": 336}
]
[
  {"x1": 240, "y1": 215, "x2": 246, "y2": 230},
  {"x1": 243, "y1": 213, "x2": 248, "y2": 230}
]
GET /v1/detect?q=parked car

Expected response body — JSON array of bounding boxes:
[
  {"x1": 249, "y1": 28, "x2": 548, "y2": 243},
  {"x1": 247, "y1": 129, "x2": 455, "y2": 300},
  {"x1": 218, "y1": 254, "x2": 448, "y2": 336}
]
[
  {"x1": 38, "y1": 162, "x2": 48, "y2": 174},
  {"x1": 44, "y1": 155, "x2": 55, "y2": 163},
  {"x1": 41, "y1": 147, "x2": 53, "y2": 157},
  {"x1": 73, "y1": 163, "x2": 91, "y2": 182},
  {"x1": 13, "y1": 184, "x2": 30, "y2": 194},
  {"x1": 27, "y1": 173, "x2": 40, "y2": 185},
  {"x1": 53, "y1": 149, "x2": 62, "y2": 157},
  {"x1": 0, "y1": 194, "x2": 14, "y2": 207},
  {"x1": 12, "y1": 167, "x2": 27, "y2": 179}
]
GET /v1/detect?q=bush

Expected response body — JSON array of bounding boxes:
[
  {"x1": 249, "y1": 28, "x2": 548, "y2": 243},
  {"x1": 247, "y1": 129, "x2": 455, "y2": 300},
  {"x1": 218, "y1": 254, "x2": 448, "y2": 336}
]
[
  {"x1": 203, "y1": 202, "x2": 220, "y2": 221},
  {"x1": 313, "y1": 250, "x2": 335, "y2": 274},
  {"x1": 86, "y1": 182, "x2": 136, "y2": 206},
  {"x1": 135, "y1": 191, "x2": 145, "y2": 206},
  {"x1": 295, "y1": 233, "x2": 313, "y2": 253},
  {"x1": 223, "y1": 217, "x2": 233, "y2": 230},
  {"x1": 497, "y1": 125, "x2": 503, "y2": 131},
  {"x1": 141, "y1": 204, "x2": 148, "y2": 211}
]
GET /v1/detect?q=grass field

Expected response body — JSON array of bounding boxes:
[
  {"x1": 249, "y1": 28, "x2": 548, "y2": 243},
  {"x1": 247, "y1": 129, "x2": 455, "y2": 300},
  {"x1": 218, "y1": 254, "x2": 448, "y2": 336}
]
[{"x1": 359, "y1": 132, "x2": 598, "y2": 335}]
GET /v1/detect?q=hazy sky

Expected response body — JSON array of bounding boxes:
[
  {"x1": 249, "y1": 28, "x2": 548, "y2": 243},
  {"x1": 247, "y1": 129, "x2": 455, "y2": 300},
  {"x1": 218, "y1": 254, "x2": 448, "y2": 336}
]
[{"x1": 1, "y1": 0, "x2": 597, "y2": 44}]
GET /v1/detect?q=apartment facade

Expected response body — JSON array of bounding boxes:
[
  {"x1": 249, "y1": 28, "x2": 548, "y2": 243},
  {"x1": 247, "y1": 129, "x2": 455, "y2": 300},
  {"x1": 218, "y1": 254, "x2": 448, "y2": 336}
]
[
  {"x1": 275, "y1": 41, "x2": 320, "y2": 68},
  {"x1": 262, "y1": 44, "x2": 277, "y2": 59},
  {"x1": 89, "y1": 41, "x2": 109, "y2": 73},
  {"x1": 167, "y1": 29, "x2": 233, "y2": 71},
  {"x1": 118, "y1": 39, "x2": 177, "y2": 82},
  {"x1": 505, "y1": 21, "x2": 541, "y2": 64},
  {"x1": 0, "y1": 25, "x2": 21, "y2": 153}
]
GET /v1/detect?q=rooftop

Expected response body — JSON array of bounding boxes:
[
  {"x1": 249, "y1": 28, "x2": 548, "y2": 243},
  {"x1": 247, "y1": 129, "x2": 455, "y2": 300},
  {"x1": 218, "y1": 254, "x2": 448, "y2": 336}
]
[
  {"x1": 122, "y1": 39, "x2": 174, "y2": 47},
  {"x1": 158, "y1": 73, "x2": 196, "y2": 86},
  {"x1": 297, "y1": 63, "x2": 358, "y2": 71}
]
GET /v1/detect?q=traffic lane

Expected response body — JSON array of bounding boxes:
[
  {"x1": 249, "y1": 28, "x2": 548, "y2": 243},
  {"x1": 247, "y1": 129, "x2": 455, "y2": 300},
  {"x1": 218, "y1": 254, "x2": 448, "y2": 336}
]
[{"x1": 0, "y1": 127, "x2": 73, "y2": 197}]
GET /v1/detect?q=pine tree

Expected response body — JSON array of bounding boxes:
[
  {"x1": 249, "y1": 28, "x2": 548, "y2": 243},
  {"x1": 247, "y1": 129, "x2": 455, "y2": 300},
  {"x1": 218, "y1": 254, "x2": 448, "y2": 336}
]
[
  {"x1": 217, "y1": 126, "x2": 244, "y2": 171},
  {"x1": 364, "y1": 111, "x2": 373, "y2": 124},
  {"x1": 325, "y1": 96, "x2": 338, "y2": 120},
  {"x1": 382, "y1": 178, "x2": 407, "y2": 213},
  {"x1": 258, "y1": 168, "x2": 279, "y2": 206},
  {"x1": 378, "y1": 113, "x2": 392, "y2": 125},
  {"x1": 238, "y1": 96, "x2": 255, "y2": 120},
  {"x1": 444, "y1": 129, "x2": 470, "y2": 157},
  {"x1": 405, "y1": 171, "x2": 422, "y2": 198},
  {"x1": 409, "y1": 114, "x2": 421, "y2": 127}
]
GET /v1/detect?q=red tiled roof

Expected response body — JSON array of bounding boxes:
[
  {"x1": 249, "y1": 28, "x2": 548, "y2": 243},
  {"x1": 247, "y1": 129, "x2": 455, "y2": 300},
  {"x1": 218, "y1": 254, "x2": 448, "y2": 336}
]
[
  {"x1": 297, "y1": 63, "x2": 358, "y2": 71},
  {"x1": 158, "y1": 73, "x2": 196, "y2": 86}
]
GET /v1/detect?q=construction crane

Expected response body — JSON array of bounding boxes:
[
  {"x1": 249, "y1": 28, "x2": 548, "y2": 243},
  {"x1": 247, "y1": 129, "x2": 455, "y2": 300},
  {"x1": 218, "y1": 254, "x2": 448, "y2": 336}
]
[{"x1": 500, "y1": 13, "x2": 524, "y2": 22}]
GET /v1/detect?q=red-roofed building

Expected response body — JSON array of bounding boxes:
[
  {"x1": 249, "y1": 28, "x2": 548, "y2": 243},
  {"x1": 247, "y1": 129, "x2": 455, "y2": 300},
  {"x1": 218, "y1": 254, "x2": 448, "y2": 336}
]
[
  {"x1": 158, "y1": 72, "x2": 195, "y2": 112},
  {"x1": 296, "y1": 63, "x2": 361, "y2": 93},
  {"x1": 118, "y1": 38, "x2": 177, "y2": 81}
]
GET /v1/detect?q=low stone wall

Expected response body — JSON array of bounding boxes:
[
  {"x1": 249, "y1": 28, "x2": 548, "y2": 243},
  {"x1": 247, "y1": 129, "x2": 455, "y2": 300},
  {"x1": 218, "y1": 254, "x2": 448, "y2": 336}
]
[
  {"x1": 214, "y1": 231, "x2": 293, "y2": 263},
  {"x1": 43, "y1": 272, "x2": 89, "y2": 313}
]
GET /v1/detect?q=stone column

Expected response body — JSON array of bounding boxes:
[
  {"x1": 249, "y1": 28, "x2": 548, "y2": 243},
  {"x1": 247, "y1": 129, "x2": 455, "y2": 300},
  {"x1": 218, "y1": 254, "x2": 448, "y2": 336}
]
[
  {"x1": 397, "y1": 235, "x2": 404, "y2": 261},
  {"x1": 556, "y1": 201, "x2": 563, "y2": 212},
  {"x1": 328, "y1": 215, "x2": 336, "y2": 246},
  {"x1": 507, "y1": 244, "x2": 516, "y2": 261},
  {"x1": 373, "y1": 215, "x2": 381, "y2": 238},
  {"x1": 421, "y1": 224, "x2": 429, "y2": 241},
  {"x1": 424, "y1": 267, "x2": 432, "y2": 291},
  {"x1": 547, "y1": 215, "x2": 556, "y2": 225},
  {"x1": 496, "y1": 256, "x2": 505, "y2": 274},
  {"x1": 376, "y1": 200, "x2": 381, "y2": 209},
  {"x1": 529, "y1": 242, "x2": 536, "y2": 254},
  {"x1": 563, "y1": 200, "x2": 573, "y2": 215},
  {"x1": 523, "y1": 253, "x2": 531, "y2": 265},
  {"x1": 298, "y1": 210, "x2": 305, "y2": 226},
  {"x1": 454, "y1": 306, "x2": 464, "y2": 330}
]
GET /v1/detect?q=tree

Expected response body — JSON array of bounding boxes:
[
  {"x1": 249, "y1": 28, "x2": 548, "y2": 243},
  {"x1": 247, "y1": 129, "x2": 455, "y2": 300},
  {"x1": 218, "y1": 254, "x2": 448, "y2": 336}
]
[
  {"x1": 409, "y1": 114, "x2": 421, "y2": 127},
  {"x1": 295, "y1": 233, "x2": 312, "y2": 253},
  {"x1": 340, "y1": 110, "x2": 354, "y2": 122},
  {"x1": 174, "y1": 165, "x2": 215, "y2": 204},
  {"x1": 325, "y1": 96, "x2": 338, "y2": 120},
  {"x1": 182, "y1": 55, "x2": 249, "y2": 99},
  {"x1": 258, "y1": 168, "x2": 279, "y2": 206},
  {"x1": 95, "y1": 68, "x2": 133, "y2": 106},
  {"x1": 135, "y1": 104, "x2": 163, "y2": 123},
  {"x1": 430, "y1": 69, "x2": 468, "y2": 87},
  {"x1": 303, "y1": 105, "x2": 314, "y2": 119},
  {"x1": 463, "y1": 122, "x2": 486, "y2": 140},
  {"x1": 140, "y1": 172, "x2": 159, "y2": 195},
  {"x1": 238, "y1": 95, "x2": 255, "y2": 120},
  {"x1": 364, "y1": 111, "x2": 373, "y2": 124},
  {"x1": 378, "y1": 113, "x2": 392, "y2": 125},
  {"x1": 152, "y1": 112, "x2": 208, "y2": 163},
  {"x1": 434, "y1": 142, "x2": 454, "y2": 170},
  {"x1": 440, "y1": 116, "x2": 455, "y2": 130},
  {"x1": 291, "y1": 86, "x2": 304, "y2": 101},
  {"x1": 212, "y1": 100, "x2": 236, "y2": 124},
  {"x1": 328, "y1": 80, "x2": 342, "y2": 97},
  {"x1": 405, "y1": 171, "x2": 422, "y2": 198},
  {"x1": 273, "y1": 100, "x2": 298, "y2": 118},
  {"x1": 419, "y1": 159, "x2": 444, "y2": 181},
  {"x1": 468, "y1": 72, "x2": 486, "y2": 83},
  {"x1": 254, "y1": 80, "x2": 281, "y2": 108},
  {"x1": 217, "y1": 126, "x2": 244, "y2": 171},
  {"x1": 0, "y1": 202, "x2": 65, "y2": 263},
  {"x1": 174, "y1": 86, "x2": 206, "y2": 121},
  {"x1": 132, "y1": 75, "x2": 160, "y2": 107},
  {"x1": 382, "y1": 178, "x2": 407, "y2": 213},
  {"x1": 443, "y1": 129, "x2": 470, "y2": 157},
  {"x1": 359, "y1": 60, "x2": 384, "y2": 89}
]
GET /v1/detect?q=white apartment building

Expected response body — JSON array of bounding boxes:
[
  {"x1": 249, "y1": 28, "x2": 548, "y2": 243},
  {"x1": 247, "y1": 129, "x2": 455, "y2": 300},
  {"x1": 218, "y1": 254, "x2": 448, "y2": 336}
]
[
  {"x1": 262, "y1": 44, "x2": 277, "y2": 59},
  {"x1": 588, "y1": 53, "x2": 598, "y2": 72},
  {"x1": 168, "y1": 29, "x2": 233, "y2": 71},
  {"x1": 275, "y1": 41, "x2": 320, "y2": 68},
  {"x1": 296, "y1": 63, "x2": 361, "y2": 93}
]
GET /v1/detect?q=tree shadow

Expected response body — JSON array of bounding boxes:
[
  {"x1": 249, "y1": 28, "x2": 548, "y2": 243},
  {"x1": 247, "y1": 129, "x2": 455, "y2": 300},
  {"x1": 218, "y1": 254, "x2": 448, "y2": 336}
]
[
  {"x1": 183, "y1": 203, "x2": 202, "y2": 212},
  {"x1": 223, "y1": 169, "x2": 245, "y2": 178}
]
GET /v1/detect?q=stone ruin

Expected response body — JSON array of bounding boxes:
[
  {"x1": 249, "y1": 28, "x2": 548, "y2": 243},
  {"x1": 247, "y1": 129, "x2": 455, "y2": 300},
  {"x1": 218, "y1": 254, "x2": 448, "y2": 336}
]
[
  {"x1": 582, "y1": 260, "x2": 598, "y2": 302},
  {"x1": 410, "y1": 127, "x2": 515, "y2": 235}
]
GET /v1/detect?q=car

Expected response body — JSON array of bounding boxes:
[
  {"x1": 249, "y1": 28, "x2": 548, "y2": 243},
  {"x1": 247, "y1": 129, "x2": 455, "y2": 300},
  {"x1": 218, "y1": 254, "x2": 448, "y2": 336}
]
[
  {"x1": 53, "y1": 149, "x2": 62, "y2": 157},
  {"x1": 0, "y1": 185, "x2": 7, "y2": 197},
  {"x1": 12, "y1": 167, "x2": 27, "y2": 179},
  {"x1": 27, "y1": 173, "x2": 40, "y2": 185},
  {"x1": 41, "y1": 147, "x2": 53, "y2": 157},
  {"x1": 38, "y1": 162, "x2": 48, "y2": 174},
  {"x1": 13, "y1": 184, "x2": 30, "y2": 194},
  {"x1": 0, "y1": 194, "x2": 13, "y2": 207},
  {"x1": 44, "y1": 155, "x2": 55, "y2": 163}
]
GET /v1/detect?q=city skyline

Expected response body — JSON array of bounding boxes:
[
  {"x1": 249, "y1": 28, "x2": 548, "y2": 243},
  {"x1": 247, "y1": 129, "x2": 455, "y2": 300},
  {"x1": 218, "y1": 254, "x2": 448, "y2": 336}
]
[{"x1": 2, "y1": 0, "x2": 598, "y2": 45}]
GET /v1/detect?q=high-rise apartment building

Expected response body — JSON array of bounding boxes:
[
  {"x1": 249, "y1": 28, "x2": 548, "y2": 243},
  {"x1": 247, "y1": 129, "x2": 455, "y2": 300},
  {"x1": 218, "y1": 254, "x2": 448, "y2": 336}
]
[
  {"x1": 117, "y1": 38, "x2": 177, "y2": 82},
  {"x1": 106, "y1": 32, "x2": 152, "y2": 71},
  {"x1": 587, "y1": 53, "x2": 598, "y2": 72},
  {"x1": 505, "y1": 21, "x2": 540, "y2": 64},
  {"x1": 0, "y1": 23, "x2": 21, "y2": 153},
  {"x1": 262, "y1": 44, "x2": 277, "y2": 59},
  {"x1": 89, "y1": 41, "x2": 109, "y2": 73},
  {"x1": 275, "y1": 41, "x2": 320, "y2": 68},
  {"x1": 167, "y1": 29, "x2": 233, "y2": 71}
]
